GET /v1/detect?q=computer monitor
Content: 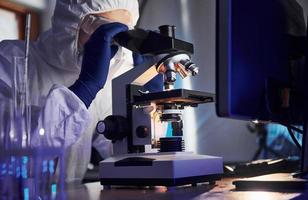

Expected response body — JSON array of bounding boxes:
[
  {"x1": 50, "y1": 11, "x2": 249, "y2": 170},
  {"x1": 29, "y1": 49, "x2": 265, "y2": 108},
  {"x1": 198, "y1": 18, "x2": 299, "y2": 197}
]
[{"x1": 216, "y1": 0, "x2": 308, "y2": 172}]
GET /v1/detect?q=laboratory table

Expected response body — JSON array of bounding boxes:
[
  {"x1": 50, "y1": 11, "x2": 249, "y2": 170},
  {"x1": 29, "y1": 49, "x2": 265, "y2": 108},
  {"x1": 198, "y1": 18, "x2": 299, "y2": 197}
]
[{"x1": 65, "y1": 173, "x2": 308, "y2": 200}]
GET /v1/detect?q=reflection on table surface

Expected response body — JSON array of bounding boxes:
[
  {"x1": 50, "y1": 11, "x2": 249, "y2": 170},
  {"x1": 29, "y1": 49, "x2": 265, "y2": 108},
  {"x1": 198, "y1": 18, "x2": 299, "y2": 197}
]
[{"x1": 65, "y1": 174, "x2": 308, "y2": 200}]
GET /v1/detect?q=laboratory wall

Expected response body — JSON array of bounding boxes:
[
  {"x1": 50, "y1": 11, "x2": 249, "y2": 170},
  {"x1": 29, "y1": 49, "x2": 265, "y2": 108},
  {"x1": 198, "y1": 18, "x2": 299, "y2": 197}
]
[
  {"x1": 40, "y1": 0, "x2": 56, "y2": 32},
  {"x1": 9, "y1": 0, "x2": 56, "y2": 32},
  {"x1": 10, "y1": 0, "x2": 45, "y2": 9}
]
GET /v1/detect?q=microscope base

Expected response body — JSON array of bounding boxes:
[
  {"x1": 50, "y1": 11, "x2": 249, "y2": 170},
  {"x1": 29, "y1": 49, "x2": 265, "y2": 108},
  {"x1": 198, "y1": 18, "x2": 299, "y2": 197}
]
[{"x1": 99, "y1": 152, "x2": 223, "y2": 187}]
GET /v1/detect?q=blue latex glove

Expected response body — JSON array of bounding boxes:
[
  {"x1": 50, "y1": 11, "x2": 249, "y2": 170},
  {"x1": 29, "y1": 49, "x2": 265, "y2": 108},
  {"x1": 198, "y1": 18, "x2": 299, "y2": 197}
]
[
  {"x1": 133, "y1": 53, "x2": 164, "y2": 93},
  {"x1": 69, "y1": 23, "x2": 128, "y2": 108}
]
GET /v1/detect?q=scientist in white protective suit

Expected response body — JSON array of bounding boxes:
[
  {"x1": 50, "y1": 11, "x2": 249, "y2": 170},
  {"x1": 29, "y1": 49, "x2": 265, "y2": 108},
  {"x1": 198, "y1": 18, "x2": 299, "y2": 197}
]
[{"x1": 0, "y1": 0, "x2": 157, "y2": 184}]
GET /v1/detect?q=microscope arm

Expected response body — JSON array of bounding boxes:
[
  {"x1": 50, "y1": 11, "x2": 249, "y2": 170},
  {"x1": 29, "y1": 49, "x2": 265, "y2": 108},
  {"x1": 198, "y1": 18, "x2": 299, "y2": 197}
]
[{"x1": 111, "y1": 57, "x2": 160, "y2": 155}]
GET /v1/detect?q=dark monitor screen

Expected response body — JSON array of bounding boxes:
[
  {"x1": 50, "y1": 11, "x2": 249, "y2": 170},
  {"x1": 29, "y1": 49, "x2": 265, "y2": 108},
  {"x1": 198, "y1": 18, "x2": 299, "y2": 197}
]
[{"x1": 216, "y1": 0, "x2": 306, "y2": 123}]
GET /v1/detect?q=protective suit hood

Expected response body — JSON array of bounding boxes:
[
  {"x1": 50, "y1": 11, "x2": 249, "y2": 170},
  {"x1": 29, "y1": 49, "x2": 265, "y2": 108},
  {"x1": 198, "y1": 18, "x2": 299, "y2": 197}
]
[{"x1": 36, "y1": 0, "x2": 139, "y2": 73}]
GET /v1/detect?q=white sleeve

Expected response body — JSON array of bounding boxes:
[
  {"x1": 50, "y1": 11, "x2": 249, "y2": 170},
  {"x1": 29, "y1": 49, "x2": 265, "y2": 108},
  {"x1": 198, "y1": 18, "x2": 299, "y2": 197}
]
[
  {"x1": 92, "y1": 133, "x2": 113, "y2": 158},
  {"x1": 0, "y1": 41, "x2": 90, "y2": 150},
  {"x1": 30, "y1": 84, "x2": 91, "y2": 148}
]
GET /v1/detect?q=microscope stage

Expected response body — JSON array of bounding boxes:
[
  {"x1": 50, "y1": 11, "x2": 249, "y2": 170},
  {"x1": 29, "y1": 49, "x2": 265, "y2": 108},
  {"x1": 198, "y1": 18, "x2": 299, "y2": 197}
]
[
  {"x1": 99, "y1": 152, "x2": 223, "y2": 186},
  {"x1": 133, "y1": 89, "x2": 215, "y2": 106}
]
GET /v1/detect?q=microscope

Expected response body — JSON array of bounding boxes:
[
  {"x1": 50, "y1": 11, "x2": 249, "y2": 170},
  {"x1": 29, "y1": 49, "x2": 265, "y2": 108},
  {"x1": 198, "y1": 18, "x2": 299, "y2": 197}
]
[{"x1": 96, "y1": 25, "x2": 223, "y2": 187}]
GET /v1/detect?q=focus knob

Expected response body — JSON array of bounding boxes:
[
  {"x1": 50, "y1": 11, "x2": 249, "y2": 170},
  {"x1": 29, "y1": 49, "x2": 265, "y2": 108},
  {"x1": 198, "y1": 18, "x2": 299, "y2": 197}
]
[
  {"x1": 136, "y1": 126, "x2": 149, "y2": 138},
  {"x1": 96, "y1": 115, "x2": 129, "y2": 141}
]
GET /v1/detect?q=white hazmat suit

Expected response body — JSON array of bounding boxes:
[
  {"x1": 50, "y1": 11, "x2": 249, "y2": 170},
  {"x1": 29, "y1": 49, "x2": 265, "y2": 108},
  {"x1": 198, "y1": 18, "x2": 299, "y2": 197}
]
[{"x1": 0, "y1": 0, "x2": 139, "y2": 184}]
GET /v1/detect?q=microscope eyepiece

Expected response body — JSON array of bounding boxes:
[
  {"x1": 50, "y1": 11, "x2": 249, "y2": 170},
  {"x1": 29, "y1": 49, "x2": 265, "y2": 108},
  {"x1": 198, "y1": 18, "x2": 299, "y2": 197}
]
[{"x1": 159, "y1": 25, "x2": 176, "y2": 38}]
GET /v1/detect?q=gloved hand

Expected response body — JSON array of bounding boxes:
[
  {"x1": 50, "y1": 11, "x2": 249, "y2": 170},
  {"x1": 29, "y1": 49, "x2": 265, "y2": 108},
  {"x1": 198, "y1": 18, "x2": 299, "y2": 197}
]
[
  {"x1": 69, "y1": 22, "x2": 128, "y2": 108},
  {"x1": 133, "y1": 53, "x2": 164, "y2": 92}
]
